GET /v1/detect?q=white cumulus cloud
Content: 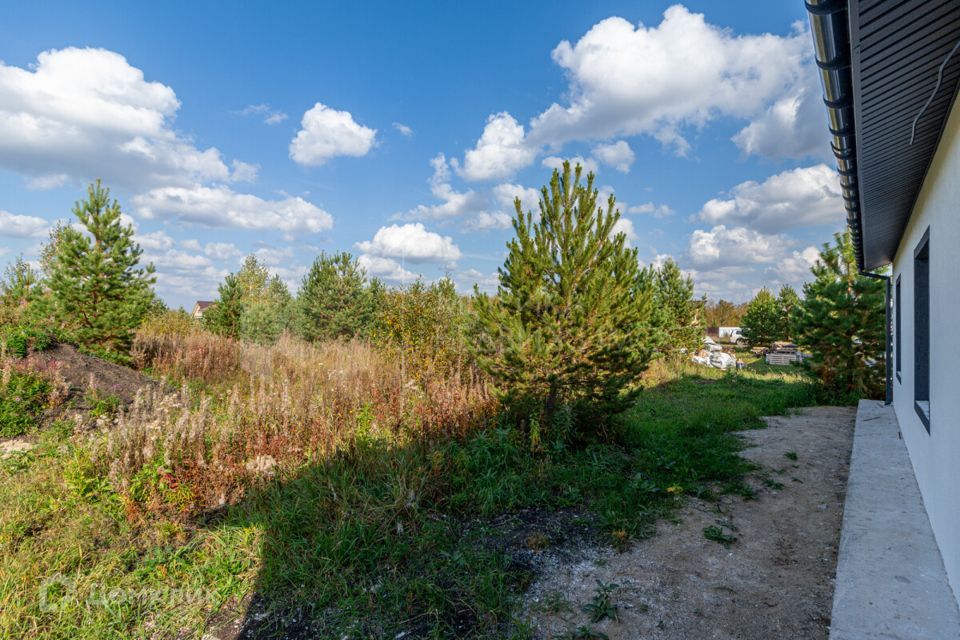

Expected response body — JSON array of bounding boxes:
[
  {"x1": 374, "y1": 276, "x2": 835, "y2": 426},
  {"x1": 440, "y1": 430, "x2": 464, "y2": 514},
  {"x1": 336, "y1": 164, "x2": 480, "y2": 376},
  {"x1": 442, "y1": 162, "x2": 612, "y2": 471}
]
[
  {"x1": 627, "y1": 202, "x2": 673, "y2": 218},
  {"x1": 392, "y1": 122, "x2": 413, "y2": 137},
  {"x1": 612, "y1": 217, "x2": 638, "y2": 244},
  {"x1": 459, "y1": 112, "x2": 537, "y2": 181},
  {"x1": 0, "y1": 47, "x2": 249, "y2": 190},
  {"x1": 732, "y1": 72, "x2": 829, "y2": 159},
  {"x1": 492, "y1": 183, "x2": 541, "y2": 214},
  {"x1": 592, "y1": 140, "x2": 635, "y2": 173},
  {"x1": 528, "y1": 8, "x2": 811, "y2": 155},
  {"x1": 355, "y1": 223, "x2": 460, "y2": 264},
  {"x1": 455, "y1": 6, "x2": 820, "y2": 175},
  {"x1": 132, "y1": 184, "x2": 334, "y2": 233},
  {"x1": 357, "y1": 254, "x2": 418, "y2": 283},
  {"x1": 689, "y1": 225, "x2": 792, "y2": 268},
  {"x1": 0, "y1": 210, "x2": 50, "y2": 238},
  {"x1": 289, "y1": 102, "x2": 377, "y2": 166},
  {"x1": 135, "y1": 230, "x2": 175, "y2": 251},
  {"x1": 400, "y1": 154, "x2": 488, "y2": 221},
  {"x1": 237, "y1": 103, "x2": 288, "y2": 125},
  {"x1": 464, "y1": 211, "x2": 513, "y2": 231},
  {"x1": 204, "y1": 242, "x2": 242, "y2": 261},
  {"x1": 541, "y1": 155, "x2": 598, "y2": 175},
  {"x1": 775, "y1": 245, "x2": 821, "y2": 283},
  {"x1": 698, "y1": 164, "x2": 842, "y2": 233}
]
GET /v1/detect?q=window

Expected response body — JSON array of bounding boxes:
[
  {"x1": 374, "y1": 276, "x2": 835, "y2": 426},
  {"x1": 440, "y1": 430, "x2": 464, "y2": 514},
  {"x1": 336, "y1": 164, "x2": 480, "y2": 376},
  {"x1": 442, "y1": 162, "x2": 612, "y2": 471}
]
[
  {"x1": 896, "y1": 275, "x2": 901, "y2": 382},
  {"x1": 914, "y1": 229, "x2": 930, "y2": 431}
]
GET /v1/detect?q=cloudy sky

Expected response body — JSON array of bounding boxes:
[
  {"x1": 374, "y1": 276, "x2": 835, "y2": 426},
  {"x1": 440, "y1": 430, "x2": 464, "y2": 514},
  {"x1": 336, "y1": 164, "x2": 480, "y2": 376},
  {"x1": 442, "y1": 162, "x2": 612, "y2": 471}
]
[{"x1": 0, "y1": 1, "x2": 841, "y2": 307}]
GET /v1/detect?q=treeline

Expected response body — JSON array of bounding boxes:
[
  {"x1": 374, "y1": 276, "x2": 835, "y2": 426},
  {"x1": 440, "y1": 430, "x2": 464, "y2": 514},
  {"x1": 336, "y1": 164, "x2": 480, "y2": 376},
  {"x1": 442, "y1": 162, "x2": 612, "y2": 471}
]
[
  {"x1": 0, "y1": 167, "x2": 704, "y2": 442},
  {"x1": 736, "y1": 234, "x2": 886, "y2": 401},
  {"x1": 701, "y1": 299, "x2": 748, "y2": 328},
  {"x1": 740, "y1": 285, "x2": 801, "y2": 345},
  {"x1": 1, "y1": 165, "x2": 886, "y2": 428}
]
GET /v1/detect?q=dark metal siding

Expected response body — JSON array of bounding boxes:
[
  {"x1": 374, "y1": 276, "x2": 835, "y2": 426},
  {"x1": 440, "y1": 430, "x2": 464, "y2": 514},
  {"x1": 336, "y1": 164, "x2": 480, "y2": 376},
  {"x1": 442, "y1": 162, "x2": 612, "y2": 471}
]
[{"x1": 852, "y1": 0, "x2": 960, "y2": 269}]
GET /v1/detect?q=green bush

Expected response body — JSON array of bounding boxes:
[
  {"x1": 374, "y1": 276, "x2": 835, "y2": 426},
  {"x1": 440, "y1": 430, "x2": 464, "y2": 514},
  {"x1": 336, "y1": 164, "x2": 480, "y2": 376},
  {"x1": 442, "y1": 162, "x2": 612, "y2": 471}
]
[
  {"x1": 0, "y1": 371, "x2": 50, "y2": 437},
  {"x1": 0, "y1": 325, "x2": 53, "y2": 359}
]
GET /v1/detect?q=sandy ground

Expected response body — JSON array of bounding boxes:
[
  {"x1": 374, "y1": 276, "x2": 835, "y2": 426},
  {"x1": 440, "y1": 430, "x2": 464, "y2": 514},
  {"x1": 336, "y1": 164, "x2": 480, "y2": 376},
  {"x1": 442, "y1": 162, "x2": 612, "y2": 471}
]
[{"x1": 523, "y1": 406, "x2": 856, "y2": 640}]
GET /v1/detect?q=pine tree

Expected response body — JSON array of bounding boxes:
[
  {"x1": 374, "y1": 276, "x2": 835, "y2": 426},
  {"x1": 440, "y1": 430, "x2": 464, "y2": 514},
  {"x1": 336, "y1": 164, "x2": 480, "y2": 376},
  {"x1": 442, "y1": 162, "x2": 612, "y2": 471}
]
[
  {"x1": 235, "y1": 254, "x2": 269, "y2": 303},
  {"x1": 0, "y1": 256, "x2": 42, "y2": 326},
  {"x1": 741, "y1": 288, "x2": 781, "y2": 346},
  {"x1": 776, "y1": 284, "x2": 801, "y2": 341},
  {"x1": 0, "y1": 256, "x2": 41, "y2": 309},
  {"x1": 472, "y1": 162, "x2": 658, "y2": 434},
  {"x1": 655, "y1": 258, "x2": 701, "y2": 354},
  {"x1": 296, "y1": 252, "x2": 375, "y2": 341},
  {"x1": 203, "y1": 273, "x2": 244, "y2": 338},
  {"x1": 239, "y1": 276, "x2": 292, "y2": 344},
  {"x1": 793, "y1": 230, "x2": 885, "y2": 400},
  {"x1": 239, "y1": 275, "x2": 292, "y2": 344},
  {"x1": 47, "y1": 181, "x2": 156, "y2": 356},
  {"x1": 205, "y1": 257, "x2": 293, "y2": 344}
]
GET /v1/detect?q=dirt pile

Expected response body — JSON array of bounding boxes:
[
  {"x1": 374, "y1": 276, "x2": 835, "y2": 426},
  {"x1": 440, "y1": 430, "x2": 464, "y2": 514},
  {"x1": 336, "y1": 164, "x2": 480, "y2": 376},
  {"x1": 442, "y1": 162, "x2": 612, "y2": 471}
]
[{"x1": 21, "y1": 343, "x2": 163, "y2": 420}]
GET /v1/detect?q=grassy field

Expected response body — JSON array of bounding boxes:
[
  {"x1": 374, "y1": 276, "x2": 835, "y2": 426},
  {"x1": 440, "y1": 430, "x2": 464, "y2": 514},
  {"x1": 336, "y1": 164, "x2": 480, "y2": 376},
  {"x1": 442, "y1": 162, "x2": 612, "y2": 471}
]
[{"x1": 0, "y1": 357, "x2": 816, "y2": 639}]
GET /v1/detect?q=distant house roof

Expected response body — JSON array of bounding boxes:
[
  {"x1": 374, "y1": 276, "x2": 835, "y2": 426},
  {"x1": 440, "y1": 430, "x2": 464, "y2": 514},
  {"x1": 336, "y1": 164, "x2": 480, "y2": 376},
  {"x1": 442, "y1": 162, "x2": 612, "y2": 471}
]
[
  {"x1": 807, "y1": 0, "x2": 960, "y2": 270},
  {"x1": 192, "y1": 301, "x2": 214, "y2": 313}
]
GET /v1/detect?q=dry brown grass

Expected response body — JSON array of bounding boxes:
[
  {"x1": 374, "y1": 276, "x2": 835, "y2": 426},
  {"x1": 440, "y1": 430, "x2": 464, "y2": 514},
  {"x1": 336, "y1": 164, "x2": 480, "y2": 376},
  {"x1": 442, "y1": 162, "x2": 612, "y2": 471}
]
[{"x1": 113, "y1": 327, "x2": 496, "y2": 514}]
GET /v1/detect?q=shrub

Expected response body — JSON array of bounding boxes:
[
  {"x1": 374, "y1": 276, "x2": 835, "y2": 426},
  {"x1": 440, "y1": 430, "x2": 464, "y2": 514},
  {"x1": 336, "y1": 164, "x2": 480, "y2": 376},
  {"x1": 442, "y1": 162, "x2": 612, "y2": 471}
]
[
  {"x1": 204, "y1": 255, "x2": 293, "y2": 344},
  {"x1": 0, "y1": 325, "x2": 53, "y2": 359},
  {"x1": 741, "y1": 289, "x2": 782, "y2": 347},
  {"x1": 376, "y1": 278, "x2": 472, "y2": 382},
  {"x1": 133, "y1": 323, "x2": 242, "y2": 385},
  {"x1": 0, "y1": 366, "x2": 51, "y2": 437},
  {"x1": 111, "y1": 332, "x2": 496, "y2": 514}
]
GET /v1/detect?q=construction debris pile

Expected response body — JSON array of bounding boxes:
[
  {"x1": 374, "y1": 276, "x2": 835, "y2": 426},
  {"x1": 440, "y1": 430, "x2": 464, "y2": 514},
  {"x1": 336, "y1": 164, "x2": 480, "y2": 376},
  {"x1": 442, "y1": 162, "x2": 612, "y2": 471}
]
[
  {"x1": 690, "y1": 336, "x2": 740, "y2": 370},
  {"x1": 762, "y1": 342, "x2": 808, "y2": 366}
]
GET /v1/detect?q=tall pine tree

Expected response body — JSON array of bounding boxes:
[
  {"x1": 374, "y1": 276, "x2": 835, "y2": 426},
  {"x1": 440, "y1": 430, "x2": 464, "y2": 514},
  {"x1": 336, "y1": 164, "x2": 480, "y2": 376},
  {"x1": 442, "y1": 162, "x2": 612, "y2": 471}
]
[
  {"x1": 793, "y1": 230, "x2": 885, "y2": 400},
  {"x1": 776, "y1": 284, "x2": 801, "y2": 341},
  {"x1": 47, "y1": 181, "x2": 156, "y2": 356},
  {"x1": 654, "y1": 258, "x2": 701, "y2": 354},
  {"x1": 472, "y1": 162, "x2": 658, "y2": 434}
]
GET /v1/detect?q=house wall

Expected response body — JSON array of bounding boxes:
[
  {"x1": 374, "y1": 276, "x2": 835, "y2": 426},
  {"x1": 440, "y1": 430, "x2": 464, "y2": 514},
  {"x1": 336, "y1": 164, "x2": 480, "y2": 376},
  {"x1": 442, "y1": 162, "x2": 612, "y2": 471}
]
[{"x1": 892, "y1": 95, "x2": 960, "y2": 607}]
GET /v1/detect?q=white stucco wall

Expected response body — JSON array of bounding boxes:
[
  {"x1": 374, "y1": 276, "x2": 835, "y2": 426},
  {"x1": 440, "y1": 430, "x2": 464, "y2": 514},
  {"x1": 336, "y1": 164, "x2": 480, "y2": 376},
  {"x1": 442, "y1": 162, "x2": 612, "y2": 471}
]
[{"x1": 892, "y1": 94, "x2": 960, "y2": 607}]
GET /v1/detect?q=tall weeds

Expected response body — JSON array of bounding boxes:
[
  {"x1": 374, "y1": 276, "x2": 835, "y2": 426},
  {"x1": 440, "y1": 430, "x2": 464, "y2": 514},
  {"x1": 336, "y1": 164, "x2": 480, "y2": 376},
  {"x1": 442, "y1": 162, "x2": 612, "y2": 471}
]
[{"x1": 113, "y1": 328, "x2": 496, "y2": 514}]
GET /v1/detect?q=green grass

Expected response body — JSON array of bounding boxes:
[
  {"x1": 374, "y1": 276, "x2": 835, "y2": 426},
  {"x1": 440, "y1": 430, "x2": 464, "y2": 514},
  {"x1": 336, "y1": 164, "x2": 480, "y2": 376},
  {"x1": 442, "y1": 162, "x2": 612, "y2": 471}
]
[
  {"x1": 0, "y1": 364, "x2": 815, "y2": 638},
  {"x1": 703, "y1": 525, "x2": 737, "y2": 546}
]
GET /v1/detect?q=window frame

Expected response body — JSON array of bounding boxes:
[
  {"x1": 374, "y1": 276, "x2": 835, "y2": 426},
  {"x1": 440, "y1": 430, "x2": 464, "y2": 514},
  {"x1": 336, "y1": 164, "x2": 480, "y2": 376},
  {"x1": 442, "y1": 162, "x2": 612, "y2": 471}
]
[
  {"x1": 895, "y1": 275, "x2": 901, "y2": 382},
  {"x1": 913, "y1": 228, "x2": 930, "y2": 432}
]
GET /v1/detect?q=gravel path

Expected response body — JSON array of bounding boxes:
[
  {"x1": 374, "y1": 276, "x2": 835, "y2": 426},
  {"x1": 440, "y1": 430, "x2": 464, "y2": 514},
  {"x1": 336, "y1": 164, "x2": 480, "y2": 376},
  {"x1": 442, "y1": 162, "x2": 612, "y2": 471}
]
[{"x1": 524, "y1": 406, "x2": 856, "y2": 640}]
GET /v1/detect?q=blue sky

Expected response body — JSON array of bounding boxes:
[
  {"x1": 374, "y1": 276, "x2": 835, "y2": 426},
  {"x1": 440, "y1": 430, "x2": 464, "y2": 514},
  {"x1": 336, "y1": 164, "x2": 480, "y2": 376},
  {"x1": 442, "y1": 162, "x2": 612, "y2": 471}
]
[{"x1": 0, "y1": 1, "x2": 843, "y2": 308}]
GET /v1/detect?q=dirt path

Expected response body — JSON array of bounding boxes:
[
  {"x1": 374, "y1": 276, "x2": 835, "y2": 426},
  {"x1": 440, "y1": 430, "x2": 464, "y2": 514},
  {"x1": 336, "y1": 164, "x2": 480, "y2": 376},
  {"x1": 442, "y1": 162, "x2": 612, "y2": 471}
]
[{"x1": 524, "y1": 406, "x2": 856, "y2": 640}]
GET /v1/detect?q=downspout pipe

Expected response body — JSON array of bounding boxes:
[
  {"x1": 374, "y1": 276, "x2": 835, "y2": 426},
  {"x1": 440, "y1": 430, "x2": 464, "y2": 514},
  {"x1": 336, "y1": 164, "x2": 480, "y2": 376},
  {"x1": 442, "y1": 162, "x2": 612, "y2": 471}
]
[
  {"x1": 860, "y1": 270, "x2": 892, "y2": 405},
  {"x1": 807, "y1": 0, "x2": 866, "y2": 272},
  {"x1": 809, "y1": 1, "x2": 891, "y2": 404}
]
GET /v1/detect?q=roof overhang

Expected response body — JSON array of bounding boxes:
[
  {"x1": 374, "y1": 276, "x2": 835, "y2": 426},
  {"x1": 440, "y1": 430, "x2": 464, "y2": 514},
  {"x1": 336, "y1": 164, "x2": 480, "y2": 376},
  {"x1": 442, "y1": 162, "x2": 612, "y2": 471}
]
[{"x1": 807, "y1": 0, "x2": 960, "y2": 271}]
